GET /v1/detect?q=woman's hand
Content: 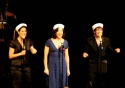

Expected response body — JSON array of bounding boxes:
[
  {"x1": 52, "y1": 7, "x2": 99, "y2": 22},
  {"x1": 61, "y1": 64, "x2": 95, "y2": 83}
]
[
  {"x1": 44, "y1": 68, "x2": 49, "y2": 75},
  {"x1": 67, "y1": 69, "x2": 70, "y2": 76},
  {"x1": 32, "y1": 49, "x2": 37, "y2": 54},
  {"x1": 115, "y1": 48, "x2": 120, "y2": 53},
  {"x1": 20, "y1": 50, "x2": 26, "y2": 56},
  {"x1": 83, "y1": 52, "x2": 89, "y2": 58}
]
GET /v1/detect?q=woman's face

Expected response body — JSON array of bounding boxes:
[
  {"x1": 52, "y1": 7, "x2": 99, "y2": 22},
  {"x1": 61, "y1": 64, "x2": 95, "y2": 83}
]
[
  {"x1": 56, "y1": 28, "x2": 63, "y2": 39},
  {"x1": 18, "y1": 27, "x2": 27, "y2": 39},
  {"x1": 94, "y1": 27, "x2": 103, "y2": 37}
]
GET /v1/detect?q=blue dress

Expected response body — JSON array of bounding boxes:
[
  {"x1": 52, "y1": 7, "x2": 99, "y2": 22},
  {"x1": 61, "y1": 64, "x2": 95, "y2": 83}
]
[{"x1": 45, "y1": 38, "x2": 68, "y2": 88}]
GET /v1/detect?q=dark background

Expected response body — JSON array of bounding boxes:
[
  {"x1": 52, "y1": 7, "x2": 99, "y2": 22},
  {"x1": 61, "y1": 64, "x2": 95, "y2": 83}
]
[{"x1": 0, "y1": 1, "x2": 125, "y2": 88}]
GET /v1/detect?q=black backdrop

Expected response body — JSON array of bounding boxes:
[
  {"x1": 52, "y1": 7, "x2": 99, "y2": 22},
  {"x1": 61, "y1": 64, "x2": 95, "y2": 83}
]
[{"x1": 0, "y1": 1, "x2": 125, "y2": 88}]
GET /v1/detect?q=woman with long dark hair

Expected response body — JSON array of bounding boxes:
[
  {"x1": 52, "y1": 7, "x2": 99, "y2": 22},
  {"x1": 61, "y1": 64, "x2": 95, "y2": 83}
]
[{"x1": 8, "y1": 23, "x2": 37, "y2": 88}]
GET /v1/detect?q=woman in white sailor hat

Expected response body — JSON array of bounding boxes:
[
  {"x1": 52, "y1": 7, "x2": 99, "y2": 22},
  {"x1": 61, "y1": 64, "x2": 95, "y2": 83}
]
[
  {"x1": 82, "y1": 23, "x2": 120, "y2": 88},
  {"x1": 43, "y1": 23, "x2": 70, "y2": 88},
  {"x1": 8, "y1": 23, "x2": 37, "y2": 88}
]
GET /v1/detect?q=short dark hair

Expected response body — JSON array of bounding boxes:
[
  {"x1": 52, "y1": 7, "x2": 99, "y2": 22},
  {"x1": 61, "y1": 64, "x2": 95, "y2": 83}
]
[
  {"x1": 93, "y1": 27, "x2": 103, "y2": 31},
  {"x1": 52, "y1": 28, "x2": 65, "y2": 39}
]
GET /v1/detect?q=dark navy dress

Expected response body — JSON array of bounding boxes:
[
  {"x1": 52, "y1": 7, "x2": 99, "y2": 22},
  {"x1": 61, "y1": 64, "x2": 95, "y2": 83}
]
[{"x1": 45, "y1": 38, "x2": 68, "y2": 88}]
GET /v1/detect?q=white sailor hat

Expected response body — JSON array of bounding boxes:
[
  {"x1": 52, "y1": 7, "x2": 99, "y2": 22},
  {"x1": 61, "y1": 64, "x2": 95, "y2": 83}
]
[
  {"x1": 92, "y1": 23, "x2": 103, "y2": 30},
  {"x1": 53, "y1": 23, "x2": 65, "y2": 30},
  {"x1": 15, "y1": 23, "x2": 27, "y2": 31}
]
